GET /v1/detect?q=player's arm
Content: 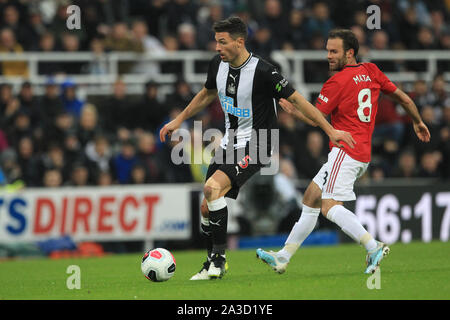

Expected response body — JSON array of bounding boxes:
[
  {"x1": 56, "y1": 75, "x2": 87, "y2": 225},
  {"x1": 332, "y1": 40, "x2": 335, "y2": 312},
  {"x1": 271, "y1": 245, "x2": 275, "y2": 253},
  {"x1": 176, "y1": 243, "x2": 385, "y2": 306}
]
[
  {"x1": 159, "y1": 87, "x2": 217, "y2": 142},
  {"x1": 387, "y1": 88, "x2": 431, "y2": 143},
  {"x1": 278, "y1": 98, "x2": 318, "y2": 127},
  {"x1": 286, "y1": 91, "x2": 355, "y2": 148}
]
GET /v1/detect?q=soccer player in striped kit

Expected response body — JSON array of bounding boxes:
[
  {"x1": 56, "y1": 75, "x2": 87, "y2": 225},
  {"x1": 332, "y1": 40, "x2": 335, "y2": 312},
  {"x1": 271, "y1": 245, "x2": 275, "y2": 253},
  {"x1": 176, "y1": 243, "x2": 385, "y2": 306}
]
[
  {"x1": 256, "y1": 29, "x2": 431, "y2": 274},
  {"x1": 160, "y1": 17, "x2": 355, "y2": 280}
]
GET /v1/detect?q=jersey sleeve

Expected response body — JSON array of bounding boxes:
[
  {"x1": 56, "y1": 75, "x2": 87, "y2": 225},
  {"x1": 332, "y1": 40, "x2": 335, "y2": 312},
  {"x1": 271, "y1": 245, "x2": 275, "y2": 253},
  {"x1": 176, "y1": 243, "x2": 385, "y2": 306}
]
[
  {"x1": 204, "y1": 55, "x2": 221, "y2": 90},
  {"x1": 371, "y1": 63, "x2": 397, "y2": 94},
  {"x1": 263, "y1": 65, "x2": 295, "y2": 100},
  {"x1": 315, "y1": 79, "x2": 340, "y2": 115}
]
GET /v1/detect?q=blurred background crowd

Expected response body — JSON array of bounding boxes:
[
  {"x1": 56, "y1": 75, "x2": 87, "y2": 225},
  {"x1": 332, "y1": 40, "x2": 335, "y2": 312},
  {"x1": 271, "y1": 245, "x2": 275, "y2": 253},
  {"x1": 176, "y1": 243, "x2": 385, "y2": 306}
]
[{"x1": 0, "y1": 0, "x2": 449, "y2": 190}]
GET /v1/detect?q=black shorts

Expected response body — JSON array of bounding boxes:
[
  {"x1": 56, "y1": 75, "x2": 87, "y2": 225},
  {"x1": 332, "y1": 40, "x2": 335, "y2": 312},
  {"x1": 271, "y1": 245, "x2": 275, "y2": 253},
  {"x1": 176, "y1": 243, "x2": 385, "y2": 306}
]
[{"x1": 205, "y1": 146, "x2": 267, "y2": 199}]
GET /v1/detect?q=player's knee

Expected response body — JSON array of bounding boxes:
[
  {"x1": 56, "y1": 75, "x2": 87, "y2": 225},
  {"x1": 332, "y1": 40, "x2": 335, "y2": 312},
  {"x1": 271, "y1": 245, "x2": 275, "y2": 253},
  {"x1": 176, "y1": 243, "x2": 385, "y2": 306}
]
[
  {"x1": 203, "y1": 181, "x2": 220, "y2": 201},
  {"x1": 321, "y1": 203, "x2": 333, "y2": 218}
]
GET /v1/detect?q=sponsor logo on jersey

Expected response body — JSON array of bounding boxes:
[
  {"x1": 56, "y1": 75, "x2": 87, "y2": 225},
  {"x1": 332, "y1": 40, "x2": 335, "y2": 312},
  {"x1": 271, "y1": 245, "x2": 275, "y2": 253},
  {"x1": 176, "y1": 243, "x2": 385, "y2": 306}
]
[
  {"x1": 275, "y1": 78, "x2": 288, "y2": 92},
  {"x1": 318, "y1": 93, "x2": 329, "y2": 103},
  {"x1": 227, "y1": 82, "x2": 236, "y2": 94},
  {"x1": 219, "y1": 93, "x2": 250, "y2": 118}
]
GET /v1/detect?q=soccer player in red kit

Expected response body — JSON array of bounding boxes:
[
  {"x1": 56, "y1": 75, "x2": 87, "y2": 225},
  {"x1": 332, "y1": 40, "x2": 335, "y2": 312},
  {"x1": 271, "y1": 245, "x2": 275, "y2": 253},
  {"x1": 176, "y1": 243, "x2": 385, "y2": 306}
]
[{"x1": 257, "y1": 29, "x2": 431, "y2": 274}]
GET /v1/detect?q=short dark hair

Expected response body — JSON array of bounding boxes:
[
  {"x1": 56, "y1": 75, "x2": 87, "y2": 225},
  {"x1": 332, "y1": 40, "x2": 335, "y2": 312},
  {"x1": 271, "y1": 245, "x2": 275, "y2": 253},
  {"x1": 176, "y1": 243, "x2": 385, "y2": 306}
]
[
  {"x1": 212, "y1": 16, "x2": 248, "y2": 40},
  {"x1": 328, "y1": 29, "x2": 359, "y2": 57}
]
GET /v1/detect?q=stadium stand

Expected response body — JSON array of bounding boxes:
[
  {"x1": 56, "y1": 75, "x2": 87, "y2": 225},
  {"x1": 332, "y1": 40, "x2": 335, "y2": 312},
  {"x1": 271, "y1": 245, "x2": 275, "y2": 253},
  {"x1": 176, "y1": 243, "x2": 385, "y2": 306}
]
[{"x1": 0, "y1": 0, "x2": 449, "y2": 190}]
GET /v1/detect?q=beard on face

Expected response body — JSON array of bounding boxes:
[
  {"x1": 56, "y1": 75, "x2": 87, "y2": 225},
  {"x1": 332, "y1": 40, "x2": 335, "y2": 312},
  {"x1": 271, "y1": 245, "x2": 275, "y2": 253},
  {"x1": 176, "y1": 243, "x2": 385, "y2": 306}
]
[{"x1": 329, "y1": 55, "x2": 348, "y2": 71}]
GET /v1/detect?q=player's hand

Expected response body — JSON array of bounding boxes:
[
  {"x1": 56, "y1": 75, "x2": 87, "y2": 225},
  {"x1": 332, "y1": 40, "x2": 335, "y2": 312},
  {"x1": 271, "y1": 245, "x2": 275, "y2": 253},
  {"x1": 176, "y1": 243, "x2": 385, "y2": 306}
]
[
  {"x1": 279, "y1": 98, "x2": 296, "y2": 114},
  {"x1": 413, "y1": 121, "x2": 431, "y2": 143},
  {"x1": 159, "y1": 119, "x2": 181, "y2": 143},
  {"x1": 330, "y1": 129, "x2": 356, "y2": 149}
]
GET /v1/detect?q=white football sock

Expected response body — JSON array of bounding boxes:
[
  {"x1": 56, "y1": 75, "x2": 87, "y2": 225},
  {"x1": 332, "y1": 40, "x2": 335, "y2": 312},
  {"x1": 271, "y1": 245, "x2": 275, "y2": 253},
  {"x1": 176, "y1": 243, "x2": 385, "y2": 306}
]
[
  {"x1": 278, "y1": 204, "x2": 320, "y2": 261},
  {"x1": 326, "y1": 205, "x2": 377, "y2": 251}
]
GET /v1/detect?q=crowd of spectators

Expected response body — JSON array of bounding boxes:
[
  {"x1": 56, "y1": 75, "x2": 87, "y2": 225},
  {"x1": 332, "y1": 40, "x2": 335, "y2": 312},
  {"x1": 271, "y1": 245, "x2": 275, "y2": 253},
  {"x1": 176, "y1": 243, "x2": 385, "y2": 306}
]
[{"x1": 0, "y1": 0, "x2": 449, "y2": 189}]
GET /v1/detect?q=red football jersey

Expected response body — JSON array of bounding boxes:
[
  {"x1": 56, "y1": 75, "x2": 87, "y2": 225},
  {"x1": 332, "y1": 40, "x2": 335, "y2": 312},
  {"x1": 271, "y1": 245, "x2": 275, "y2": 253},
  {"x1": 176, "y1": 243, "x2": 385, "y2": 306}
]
[{"x1": 315, "y1": 63, "x2": 397, "y2": 162}]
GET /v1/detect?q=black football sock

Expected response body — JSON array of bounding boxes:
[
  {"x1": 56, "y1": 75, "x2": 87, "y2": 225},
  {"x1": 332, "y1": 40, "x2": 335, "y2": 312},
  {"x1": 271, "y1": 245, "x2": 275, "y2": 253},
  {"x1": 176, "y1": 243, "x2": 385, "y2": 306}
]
[
  {"x1": 209, "y1": 207, "x2": 228, "y2": 257},
  {"x1": 200, "y1": 221, "x2": 213, "y2": 261}
]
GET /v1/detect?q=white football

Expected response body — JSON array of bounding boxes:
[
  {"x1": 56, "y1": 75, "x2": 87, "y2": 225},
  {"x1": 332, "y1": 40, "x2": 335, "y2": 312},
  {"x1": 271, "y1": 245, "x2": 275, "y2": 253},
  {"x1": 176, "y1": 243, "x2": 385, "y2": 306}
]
[{"x1": 141, "y1": 248, "x2": 176, "y2": 282}]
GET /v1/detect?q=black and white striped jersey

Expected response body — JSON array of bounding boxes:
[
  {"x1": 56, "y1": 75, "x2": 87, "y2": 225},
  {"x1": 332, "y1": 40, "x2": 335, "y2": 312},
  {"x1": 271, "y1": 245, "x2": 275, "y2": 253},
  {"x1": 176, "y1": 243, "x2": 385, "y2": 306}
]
[{"x1": 204, "y1": 53, "x2": 295, "y2": 152}]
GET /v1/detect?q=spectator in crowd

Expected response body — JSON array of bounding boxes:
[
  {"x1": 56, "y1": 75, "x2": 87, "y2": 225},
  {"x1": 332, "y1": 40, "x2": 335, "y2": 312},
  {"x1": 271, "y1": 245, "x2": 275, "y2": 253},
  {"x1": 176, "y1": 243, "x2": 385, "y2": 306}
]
[
  {"x1": 136, "y1": 131, "x2": 164, "y2": 183},
  {"x1": 39, "y1": 143, "x2": 70, "y2": 182},
  {"x1": 373, "y1": 92, "x2": 406, "y2": 149},
  {"x1": 166, "y1": 78, "x2": 195, "y2": 114},
  {"x1": 304, "y1": 33, "x2": 329, "y2": 83},
  {"x1": 398, "y1": 7, "x2": 421, "y2": 50},
  {"x1": 380, "y1": 9, "x2": 401, "y2": 47},
  {"x1": 409, "y1": 79, "x2": 430, "y2": 110},
  {"x1": 42, "y1": 168, "x2": 63, "y2": 188},
  {"x1": 248, "y1": 23, "x2": 275, "y2": 60},
  {"x1": 295, "y1": 130, "x2": 327, "y2": 180},
  {"x1": 428, "y1": 74, "x2": 448, "y2": 108},
  {"x1": 49, "y1": 1, "x2": 86, "y2": 47},
  {"x1": 16, "y1": 136, "x2": 41, "y2": 187},
  {"x1": 43, "y1": 111, "x2": 76, "y2": 147},
  {"x1": 416, "y1": 105, "x2": 441, "y2": 152},
  {"x1": 103, "y1": 79, "x2": 134, "y2": 137},
  {"x1": 7, "y1": 110, "x2": 34, "y2": 151},
  {"x1": 1, "y1": 4, "x2": 30, "y2": 50},
  {"x1": 83, "y1": 36, "x2": 108, "y2": 75},
  {"x1": 0, "y1": 148, "x2": 21, "y2": 184},
  {"x1": 85, "y1": 135, "x2": 112, "y2": 180},
  {"x1": 77, "y1": 103, "x2": 102, "y2": 148},
  {"x1": 165, "y1": 0, "x2": 198, "y2": 35},
  {"x1": 414, "y1": 26, "x2": 437, "y2": 50},
  {"x1": 66, "y1": 162, "x2": 91, "y2": 186},
  {"x1": 398, "y1": 0, "x2": 431, "y2": 27},
  {"x1": 159, "y1": 33, "x2": 184, "y2": 74},
  {"x1": 130, "y1": 163, "x2": 149, "y2": 184},
  {"x1": 38, "y1": 32, "x2": 62, "y2": 75},
  {"x1": 0, "y1": 84, "x2": 20, "y2": 130},
  {"x1": 392, "y1": 149, "x2": 418, "y2": 178},
  {"x1": 60, "y1": 32, "x2": 85, "y2": 74},
  {"x1": 103, "y1": 21, "x2": 144, "y2": 73},
  {"x1": 304, "y1": 2, "x2": 334, "y2": 42},
  {"x1": 18, "y1": 82, "x2": 42, "y2": 129},
  {"x1": 110, "y1": 138, "x2": 138, "y2": 184},
  {"x1": 63, "y1": 132, "x2": 82, "y2": 170},
  {"x1": 286, "y1": 9, "x2": 308, "y2": 50},
  {"x1": 350, "y1": 25, "x2": 369, "y2": 58},
  {"x1": 197, "y1": 0, "x2": 223, "y2": 51},
  {"x1": 97, "y1": 170, "x2": 114, "y2": 186},
  {"x1": 370, "y1": 30, "x2": 397, "y2": 71},
  {"x1": 27, "y1": 7, "x2": 48, "y2": 51},
  {"x1": 277, "y1": 109, "x2": 306, "y2": 161},
  {"x1": 61, "y1": 79, "x2": 84, "y2": 119},
  {"x1": 40, "y1": 79, "x2": 65, "y2": 126},
  {"x1": 177, "y1": 22, "x2": 198, "y2": 50},
  {"x1": 261, "y1": 0, "x2": 289, "y2": 49},
  {"x1": 131, "y1": 19, "x2": 166, "y2": 74},
  {"x1": 418, "y1": 151, "x2": 442, "y2": 178},
  {"x1": 135, "y1": 81, "x2": 168, "y2": 133},
  {"x1": 0, "y1": 28, "x2": 28, "y2": 76}
]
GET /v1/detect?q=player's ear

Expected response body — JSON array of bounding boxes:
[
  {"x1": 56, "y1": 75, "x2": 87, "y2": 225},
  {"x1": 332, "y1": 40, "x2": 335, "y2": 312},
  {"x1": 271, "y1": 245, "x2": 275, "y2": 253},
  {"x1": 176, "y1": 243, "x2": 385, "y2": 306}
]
[
  {"x1": 236, "y1": 37, "x2": 244, "y2": 49},
  {"x1": 347, "y1": 48, "x2": 355, "y2": 60}
]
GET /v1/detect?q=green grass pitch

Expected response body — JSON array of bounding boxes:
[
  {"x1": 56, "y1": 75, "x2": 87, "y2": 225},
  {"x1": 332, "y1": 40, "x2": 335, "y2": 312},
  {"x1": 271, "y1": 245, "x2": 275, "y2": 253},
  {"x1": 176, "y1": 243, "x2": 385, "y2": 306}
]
[{"x1": 0, "y1": 241, "x2": 449, "y2": 300}]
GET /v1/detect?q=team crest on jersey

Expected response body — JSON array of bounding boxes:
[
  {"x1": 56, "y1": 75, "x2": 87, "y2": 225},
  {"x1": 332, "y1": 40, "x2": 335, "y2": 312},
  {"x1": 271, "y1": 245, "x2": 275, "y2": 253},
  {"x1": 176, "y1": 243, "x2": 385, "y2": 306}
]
[{"x1": 227, "y1": 82, "x2": 236, "y2": 94}]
